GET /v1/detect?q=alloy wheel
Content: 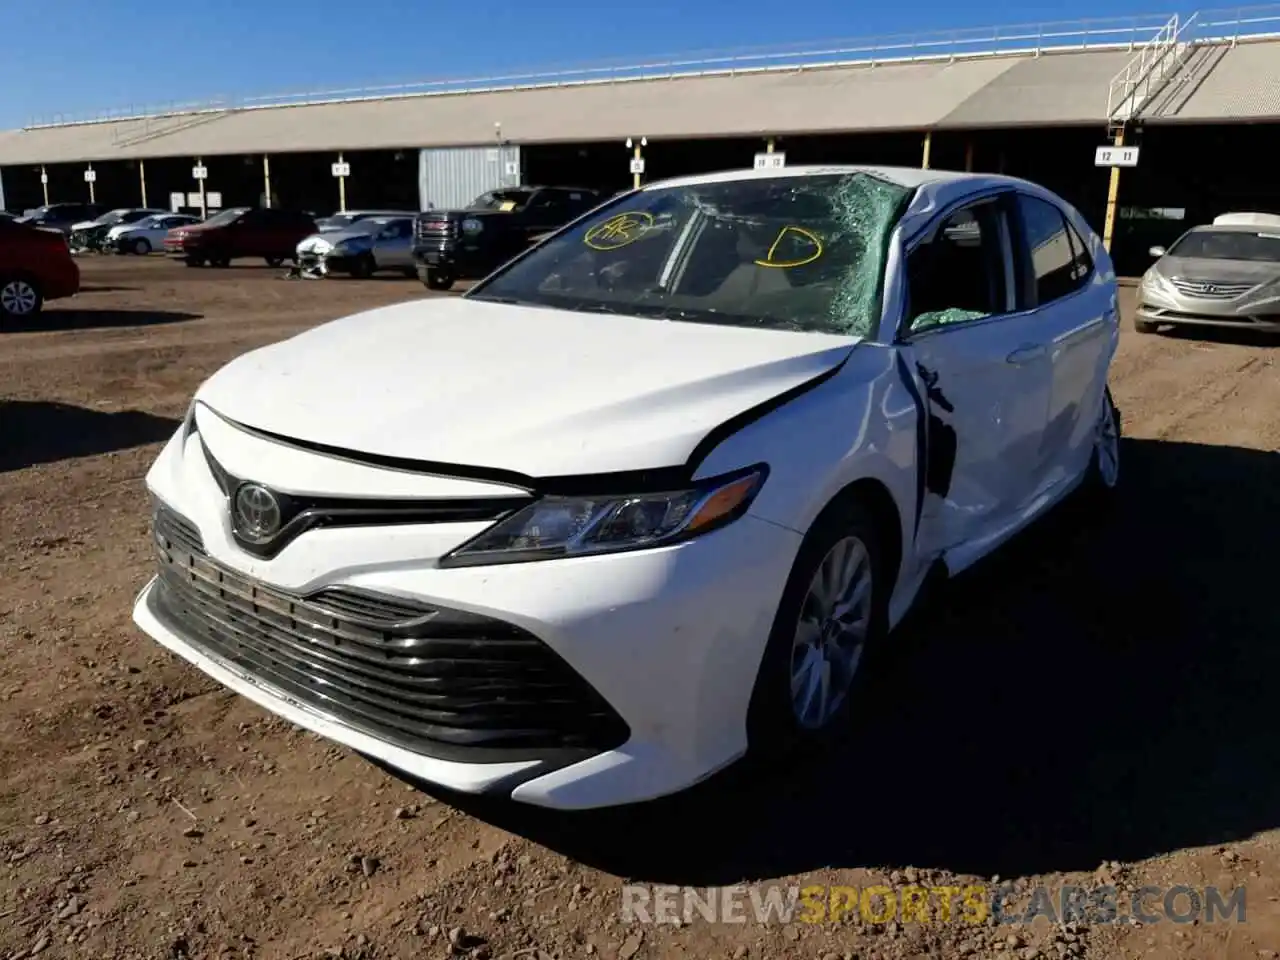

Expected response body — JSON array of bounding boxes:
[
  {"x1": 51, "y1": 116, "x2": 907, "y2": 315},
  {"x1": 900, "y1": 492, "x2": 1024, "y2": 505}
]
[
  {"x1": 1096, "y1": 392, "x2": 1120, "y2": 488},
  {"x1": 0, "y1": 280, "x2": 38, "y2": 317},
  {"x1": 789, "y1": 535, "x2": 874, "y2": 730}
]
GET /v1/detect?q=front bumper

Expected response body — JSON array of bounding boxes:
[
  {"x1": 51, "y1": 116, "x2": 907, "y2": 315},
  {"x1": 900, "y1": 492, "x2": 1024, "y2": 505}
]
[
  {"x1": 131, "y1": 427, "x2": 801, "y2": 809},
  {"x1": 1136, "y1": 292, "x2": 1280, "y2": 332}
]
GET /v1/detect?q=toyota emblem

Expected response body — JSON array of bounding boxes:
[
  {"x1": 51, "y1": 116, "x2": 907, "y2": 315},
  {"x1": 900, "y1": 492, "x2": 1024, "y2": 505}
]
[{"x1": 233, "y1": 482, "x2": 283, "y2": 543}]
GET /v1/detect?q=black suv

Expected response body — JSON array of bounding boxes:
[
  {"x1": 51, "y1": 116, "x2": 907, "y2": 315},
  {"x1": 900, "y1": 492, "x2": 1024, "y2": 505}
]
[
  {"x1": 19, "y1": 203, "x2": 109, "y2": 235},
  {"x1": 412, "y1": 186, "x2": 605, "y2": 290}
]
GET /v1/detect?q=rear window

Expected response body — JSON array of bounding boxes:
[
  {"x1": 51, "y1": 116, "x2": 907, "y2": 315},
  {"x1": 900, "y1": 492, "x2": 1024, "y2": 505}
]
[{"x1": 1167, "y1": 229, "x2": 1280, "y2": 262}]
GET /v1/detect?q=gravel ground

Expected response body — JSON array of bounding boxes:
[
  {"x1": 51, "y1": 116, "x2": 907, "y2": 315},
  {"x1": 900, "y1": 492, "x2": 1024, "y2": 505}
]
[{"x1": 2, "y1": 257, "x2": 1278, "y2": 960}]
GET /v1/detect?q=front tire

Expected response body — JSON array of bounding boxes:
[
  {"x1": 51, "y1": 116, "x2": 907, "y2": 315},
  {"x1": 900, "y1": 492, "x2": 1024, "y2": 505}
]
[
  {"x1": 132, "y1": 238, "x2": 151, "y2": 255},
  {"x1": 423, "y1": 268, "x2": 455, "y2": 291},
  {"x1": 349, "y1": 254, "x2": 375, "y2": 279},
  {"x1": 747, "y1": 497, "x2": 888, "y2": 759}
]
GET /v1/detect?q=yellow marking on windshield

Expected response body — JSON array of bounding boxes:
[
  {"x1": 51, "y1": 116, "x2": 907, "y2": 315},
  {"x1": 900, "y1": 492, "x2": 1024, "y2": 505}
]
[
  {"x1": 584, "y1": 211, "x2": 656, "y2": 250},
  {"x1": 498, "y1": 200, "x2": 517, "y2": 212},
  {"x1": 754, "y1": 225, "x2": 824, "y2": 268}
]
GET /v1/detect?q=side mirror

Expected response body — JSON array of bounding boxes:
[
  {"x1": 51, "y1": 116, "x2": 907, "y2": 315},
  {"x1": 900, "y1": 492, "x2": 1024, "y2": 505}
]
[{"x1": 1149, "y1": 245, "x2": 1167, "y2": 258}]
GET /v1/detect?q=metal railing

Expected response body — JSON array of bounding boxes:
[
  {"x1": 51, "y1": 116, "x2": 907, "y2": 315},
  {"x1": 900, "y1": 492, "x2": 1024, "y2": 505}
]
[
  {"x1": 1106, "y1": 13, "x2": 1199, "y2": 119},
  {"x1": 24, "y1": 13, "x2": 1174, "y2": 129},
  {"x1": 1190, "y1": 2, "x2": 1280, "y2": 40}
]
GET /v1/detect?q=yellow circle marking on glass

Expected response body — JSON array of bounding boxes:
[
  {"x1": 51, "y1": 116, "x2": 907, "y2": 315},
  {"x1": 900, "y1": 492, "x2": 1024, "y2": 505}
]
[
  {"x1": 754, "y1": 225, "x2": 824, "y2": 268},
  {"x1": 585, "y1": 211, "x2": 656, "y2": 250}
]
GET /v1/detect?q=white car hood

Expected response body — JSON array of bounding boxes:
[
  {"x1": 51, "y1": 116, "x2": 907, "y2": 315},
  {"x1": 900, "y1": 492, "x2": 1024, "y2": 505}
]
[
  {"x1": 195, "y1": 297, "x2": 857, "y2": 479},
  {"x1": 296, "y1": 233, "x2": 334, "y2": 254}
]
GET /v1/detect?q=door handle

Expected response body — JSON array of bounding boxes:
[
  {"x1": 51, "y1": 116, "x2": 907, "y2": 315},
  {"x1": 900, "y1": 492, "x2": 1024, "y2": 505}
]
[{"x1": 1006, "y1": 343, "x2": 1046, "y2": 364}]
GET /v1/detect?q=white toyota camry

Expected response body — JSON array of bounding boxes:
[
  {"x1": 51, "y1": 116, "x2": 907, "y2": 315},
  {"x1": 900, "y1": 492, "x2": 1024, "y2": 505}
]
[{"x1": 133, "y1": 166, "x2": 1121, "y2": 810}]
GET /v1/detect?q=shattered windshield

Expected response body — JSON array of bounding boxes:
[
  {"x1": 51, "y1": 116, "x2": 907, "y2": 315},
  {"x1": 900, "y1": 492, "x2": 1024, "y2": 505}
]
[{"x1": 466, "y1": 173, "x2": 912, "y2": 336}]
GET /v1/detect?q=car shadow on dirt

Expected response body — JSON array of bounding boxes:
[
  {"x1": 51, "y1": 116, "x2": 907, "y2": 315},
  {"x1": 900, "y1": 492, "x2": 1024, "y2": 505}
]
[
  {"x1": 0, "y1": 400, "x2": 180, "y2": 473},
  {"x1": 5, "y1": 308, "x2": 201, "y2": 333},
  {"x1": 415, "y1": 436, "x2": 1280, "y2": 884}
]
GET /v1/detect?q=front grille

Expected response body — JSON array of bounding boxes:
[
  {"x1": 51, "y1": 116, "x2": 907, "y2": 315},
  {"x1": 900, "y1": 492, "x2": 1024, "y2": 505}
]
[
  {"x1": 415, "y1": 217, "x2": 454, "y2": 241},
  {"x1": 1169, "y1": 277, "x2": 1256, "y2": 299},
  {"x1": 148, "y1": 504, "x2": 629, "y2": 761}
]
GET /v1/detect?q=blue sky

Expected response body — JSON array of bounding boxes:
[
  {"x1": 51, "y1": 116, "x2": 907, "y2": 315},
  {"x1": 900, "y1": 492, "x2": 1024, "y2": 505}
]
[{"x1": 1, "y1": 0, "x2": 1177, "y2": 128}]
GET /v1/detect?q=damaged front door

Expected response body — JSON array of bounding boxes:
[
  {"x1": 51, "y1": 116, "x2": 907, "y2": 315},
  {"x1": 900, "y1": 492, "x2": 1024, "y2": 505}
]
[{"x1": 898, "y1": 196, "x2": 1051, "y2": 571}]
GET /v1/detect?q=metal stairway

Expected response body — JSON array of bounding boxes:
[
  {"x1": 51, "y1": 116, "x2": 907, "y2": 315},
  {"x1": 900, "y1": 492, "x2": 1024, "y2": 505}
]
[
  {"x1": 1105, "y1": 12, "x2": 1199, "y2": 136},
  {"x1": 111, "y1": 105, "x2": 233, "y2": 149}
]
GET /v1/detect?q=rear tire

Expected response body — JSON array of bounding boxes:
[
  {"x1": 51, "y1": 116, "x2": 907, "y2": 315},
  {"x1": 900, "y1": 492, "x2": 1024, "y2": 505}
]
[
  {"x1": 211, "y1": 256, "x2": 231, "y2": 269},
  {"x1": 132, "y1": 238, "x2": 151, "y2": 255},
  {"x1": 0, "y1": 276, "x2": 43, "y2": 320},
  {"x1": 746, "y1": 497, "x2": 889, "y2": 761},
  {"x1": 185, "y1": 256, "x2": 206, "y2": 267},
  {"x1": 1083, "y1": 386, "x2": 1122, "y2": 503},
  {"x1": 423, "y1": 269, "x2": 455, "y2": 291}
]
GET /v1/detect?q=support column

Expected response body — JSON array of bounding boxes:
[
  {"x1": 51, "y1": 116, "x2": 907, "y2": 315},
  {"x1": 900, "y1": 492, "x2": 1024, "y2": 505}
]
[
  {"x1": 964, "y1": 140, "x2": 974, "y2": 172},
  {"x1": 139, "y1": 159, "x2": 148, "y2": 208},
  {"x1": 633, "y1": 141, "x2": 643, "y2": 190},
  {"x1": 263, "y1": 155, "x2": 272, "y2": 208},
  {"x1": 921, "y1": 131, "x2": 932, "y2": 170},
  {"x1": 197, "y1": 157, "x2": 207, "y2": 219},
  {"x1": 40, "y1": 165, "x2": 49, "y2": 206},
  {"x1": 86, "y1": 164, "x2": 96, "y2": 203},
  {"x1": 766, "y1": 137, "x2": 776, "y2": 153},
  {"x1": 337, "y1": 151, "x2": 347, "y2": 213},
  {"x1": 1102, "y1": 127, "x2": 1125, "y2": 253}
]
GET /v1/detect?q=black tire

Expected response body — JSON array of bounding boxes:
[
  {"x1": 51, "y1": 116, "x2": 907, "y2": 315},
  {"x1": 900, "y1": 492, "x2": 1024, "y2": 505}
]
[
  {"x1": 132, "y1": 238, "x2": 151, "y2": 255},
  {"x1": 349, "y1": 254, "x2": 375, "y2": 279},
  {"x1": 212, "y1": 256, "x2": 232, "y2": 269},
  {"x1": 1083, "y1": 386, "x2": 1122, "y2": 501},
  {"x1": 746, "y1": 496, "x2": 890, "y2": 761},
  {"x1": 265, "y1": 256, "x2": 285, "y2": 268},
  {"x1": 1133, "y1": 317, "x2": 1159, "y2": 334},
  {"x1": 185, "y1": 256, "x2": 206, "y2": 267},
  {"x1": 0, "y1": 276, "x2": 44, "y2": 320},
  {"x1": 423, "y1": 269, "x2": 455, "y2": 291}
]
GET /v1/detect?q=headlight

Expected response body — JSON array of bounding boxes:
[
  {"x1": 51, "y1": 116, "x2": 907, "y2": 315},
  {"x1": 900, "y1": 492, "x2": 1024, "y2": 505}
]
[
  {"x1": 439, "y1": 465, "x2": 768, "y2": 567},
  {"x1": 461, "y1": 218, "x2": 483, "y2": 235}
]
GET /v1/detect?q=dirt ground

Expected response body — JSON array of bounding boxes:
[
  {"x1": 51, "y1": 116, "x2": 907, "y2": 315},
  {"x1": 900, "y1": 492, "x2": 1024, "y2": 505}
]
[{"x1": 2, "y1": 257, "x2": 1278, "y2": 960}]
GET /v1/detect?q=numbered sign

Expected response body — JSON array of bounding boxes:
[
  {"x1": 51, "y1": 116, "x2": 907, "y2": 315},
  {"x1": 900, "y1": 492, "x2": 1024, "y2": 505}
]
[
  {"x1": 206, "y1": 191, "x2": 223, "y2": 208},
  {"x1": 83, "y1": 169, "x2": 97, "y2": 183},
  {"x1": 169, "y1": 192, "x2": 185, "y2": 212},
  {"x1": 1094, "y1": 146, "x2": 1140, "y2": 168},
  {"x1": 187, "y1": 192, "x2": 202, "y2": 208},
  {"x1": 192, "y1": 165, "x2": 208, "y2": 180},
  {"x1": 331, "y1": 161, "x2": 351, "y2": 178},
  {"x1": 629, "y1": 157, "x2": 646, "y2": 175},
  {"x1": 40, "y1": 172, "x2": 48, "y2": 185},
  {"x1": 504, "y1": 160, "x2": 519, "y2": 177}
]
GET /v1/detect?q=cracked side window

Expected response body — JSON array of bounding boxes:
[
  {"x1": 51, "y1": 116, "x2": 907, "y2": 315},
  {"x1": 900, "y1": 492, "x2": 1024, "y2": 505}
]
[{"x1": 906, "y1": 202, "x2": 1010, "y2": 334}]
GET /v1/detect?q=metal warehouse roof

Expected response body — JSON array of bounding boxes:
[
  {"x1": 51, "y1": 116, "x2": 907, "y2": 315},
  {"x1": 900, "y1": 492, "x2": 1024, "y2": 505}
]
[{"x1": 2, "y1": 9, "x2": 1280, "y2": 167}]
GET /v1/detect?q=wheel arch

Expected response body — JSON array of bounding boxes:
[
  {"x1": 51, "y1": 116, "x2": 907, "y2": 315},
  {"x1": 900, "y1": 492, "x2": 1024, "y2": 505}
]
[{"x1": 812, "y1": 475, "x2": 904, "y2": 600}]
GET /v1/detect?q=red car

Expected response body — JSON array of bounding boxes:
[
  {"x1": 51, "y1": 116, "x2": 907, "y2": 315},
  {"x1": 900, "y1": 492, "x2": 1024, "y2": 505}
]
[
  {"x1": 164, "y1": 206, "x2": 318, "y2": 268},
  {"x1": 0, "y1": 218, "x2": 80, "y2": 320}
]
